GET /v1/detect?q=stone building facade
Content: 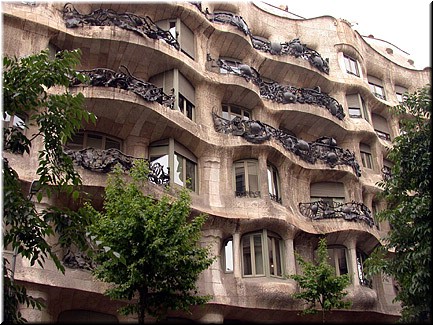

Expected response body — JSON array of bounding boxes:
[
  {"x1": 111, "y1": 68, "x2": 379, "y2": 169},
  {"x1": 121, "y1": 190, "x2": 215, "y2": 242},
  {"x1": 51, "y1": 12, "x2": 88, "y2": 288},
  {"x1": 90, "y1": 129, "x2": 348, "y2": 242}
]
[{"x1": 2, "y1": 1, "x2": 431, "y2": 323}]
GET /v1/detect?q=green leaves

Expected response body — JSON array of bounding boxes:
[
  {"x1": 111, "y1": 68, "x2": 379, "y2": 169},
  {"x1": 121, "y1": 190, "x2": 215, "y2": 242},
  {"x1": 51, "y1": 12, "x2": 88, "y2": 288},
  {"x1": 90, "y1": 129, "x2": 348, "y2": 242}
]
[
  {"x1": 86, "y1": 160, "x2": 215, "y2": 322},
  {"x1": 290, "y1": 238, "x2": 351, "y2": 321},
  {"x1": 2, "y1": 49, "x2": 95, "y2": 322},
  {"x1": 368, "y1": 85, "x2": 431, "y2": 323}
]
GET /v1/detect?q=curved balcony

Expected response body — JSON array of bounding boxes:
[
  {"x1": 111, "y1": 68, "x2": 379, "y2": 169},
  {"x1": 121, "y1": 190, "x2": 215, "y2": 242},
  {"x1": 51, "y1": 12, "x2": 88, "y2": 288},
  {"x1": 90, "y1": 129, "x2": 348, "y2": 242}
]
[
  {"x1": 62, "y1": 3, "x2": 180, "y2": 50},
  {"x1": 208, "y1": 56, "x2": 344, "y2": 119},
  {"x1": 71, "y1": 66, "x2": 175, "y2": 108},
  {"x1": 212, "y1": 113, "x2": 361, "y2": 176},
  {"x1": 198, "y1": 6, "x2": 329, "y2": 74},
  {"x1": 298, "y1": 200, "x2": 374, "y2": 227}
]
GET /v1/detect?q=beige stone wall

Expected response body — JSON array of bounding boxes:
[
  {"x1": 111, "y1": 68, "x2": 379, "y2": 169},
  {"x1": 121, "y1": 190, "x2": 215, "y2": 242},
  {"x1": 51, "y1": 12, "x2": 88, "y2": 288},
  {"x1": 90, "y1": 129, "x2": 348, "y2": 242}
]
[{"x1": 3, "y1": 1, "x2": 429, "y2": 323}]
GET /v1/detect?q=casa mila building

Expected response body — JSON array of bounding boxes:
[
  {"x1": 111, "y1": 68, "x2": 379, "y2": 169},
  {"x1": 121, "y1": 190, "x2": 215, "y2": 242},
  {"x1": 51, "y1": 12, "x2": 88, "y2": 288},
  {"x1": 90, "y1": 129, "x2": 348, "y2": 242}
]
[{"x1": 2, "y1": 1, "x2": 431, "y2": 323}]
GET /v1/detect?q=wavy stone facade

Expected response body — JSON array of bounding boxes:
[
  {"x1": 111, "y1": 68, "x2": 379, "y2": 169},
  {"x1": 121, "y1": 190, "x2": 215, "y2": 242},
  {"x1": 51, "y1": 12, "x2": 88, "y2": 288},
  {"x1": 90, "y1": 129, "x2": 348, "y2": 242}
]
[{"x1": 2, "y1": 1, "x2": 431, "y2": 323}]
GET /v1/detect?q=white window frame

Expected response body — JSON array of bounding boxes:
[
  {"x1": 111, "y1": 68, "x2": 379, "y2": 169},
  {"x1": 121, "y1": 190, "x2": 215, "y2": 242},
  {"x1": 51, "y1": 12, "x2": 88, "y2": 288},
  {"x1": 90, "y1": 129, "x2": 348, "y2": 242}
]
[
  {"x1": 66, "y1": 131, "x2": 122, "y2": 151},
  {"x1": 267, "y1": 163, "x2": 281, "y2": 203},
  {"x1": 233, "y1": 159, "x2": 260, "y2": 198},
  {"x1": 343, "y1": 54, "x2": 360, "y2": 76},
  {"x1": 222, "y1": 104, "x2": 251, "y2": 121}
]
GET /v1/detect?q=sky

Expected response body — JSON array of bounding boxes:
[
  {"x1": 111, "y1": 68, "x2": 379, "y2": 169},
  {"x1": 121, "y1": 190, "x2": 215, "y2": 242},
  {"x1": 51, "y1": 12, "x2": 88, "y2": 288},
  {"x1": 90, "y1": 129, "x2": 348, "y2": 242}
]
[{"x1": 270, "y1": 0, "x2": 431, "y2": 69}]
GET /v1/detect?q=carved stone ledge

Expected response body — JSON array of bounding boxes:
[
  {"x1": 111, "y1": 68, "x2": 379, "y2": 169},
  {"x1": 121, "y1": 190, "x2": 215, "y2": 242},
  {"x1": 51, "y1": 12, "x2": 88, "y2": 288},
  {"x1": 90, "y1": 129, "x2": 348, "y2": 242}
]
[
  {"x1": 212, "y1": 113, "x2": 361, "y2": 176},
  {"x1": 62, "y1": 3, "x2": 180, "y2": 50},
  {"x1": 71, "y1": 66, "x2": 175, "y2": 108},
  {"x1": 209, "y1": 56, "x2": 344, "y2": 119},
  {"x1": 299, "y1": 200, "x2": 374, "y2": 227}
]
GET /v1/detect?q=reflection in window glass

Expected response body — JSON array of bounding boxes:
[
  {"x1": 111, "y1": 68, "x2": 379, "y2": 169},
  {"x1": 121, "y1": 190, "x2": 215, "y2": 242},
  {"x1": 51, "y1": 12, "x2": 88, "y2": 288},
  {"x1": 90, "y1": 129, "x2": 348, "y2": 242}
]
[
  {"x1": 224, "y1": 239, "x2": 233, "y2": 272},
  {"x1": 242, "y1": 236, "x2": 252, "y2": 275},
  {"x1": 326, "y1": 246, "x2": 348, "y2": 276}
]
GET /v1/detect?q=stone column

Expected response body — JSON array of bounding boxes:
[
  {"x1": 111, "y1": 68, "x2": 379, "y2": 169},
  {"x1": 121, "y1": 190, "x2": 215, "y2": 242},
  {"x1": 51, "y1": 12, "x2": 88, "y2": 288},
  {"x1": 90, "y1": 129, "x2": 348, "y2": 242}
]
[
  {"x1": 233, "y1": 232, "x2": 242, "y2": 278},
  {"x1": 345, "y1": 238, "x2": 360, "y2": 286},
  {"x1": 284, "y1": 237, "x2": 296, "y2": 276}
]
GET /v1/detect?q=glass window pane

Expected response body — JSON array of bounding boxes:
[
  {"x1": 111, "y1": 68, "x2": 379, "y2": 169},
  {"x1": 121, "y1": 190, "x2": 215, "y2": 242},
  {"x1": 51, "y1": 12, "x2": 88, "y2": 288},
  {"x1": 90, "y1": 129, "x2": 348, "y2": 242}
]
[
  {"x1": 247, "y1": 161, "x2": 259, "y2": 192},
  {"x1": 87, "y1": 134, "x2": 103, "y2": 149},
  {"x1": 242, "y1": 236, "x2": 252, "y2": 275},
  {"x1": 224, "y1": 239, "x2": 233, "y2": 272},
  {"x1": 337, "y1": 248, "x2": 348, "y2": 275},
  {"x1": 178, "y1": 94, "x2": 185, "y2": 113},
  {"x1": 105, "y1": 138, "x2": 121, "y2": 150},
  {"x1": 150, "y1": 154, "x2": 169, "y2": 175},
  {"x1": 268, "y1": 237, "x2": 275, "y2": 275},
  {"x1": 235, "y1": 163, "x2": 246, "y2": 194},
  {"x1": 349, "y1": 107, "x2": 362, "y2": 118},
  {"x1": 185, "y1": 158, "x2": 196, "y2": 191},
  {"x1": 68, "y1": 133, "x2": 85, "y2": 150},
  {"x1": 174, "y1": 153, "x2": 184, "y2": 186},
  {"x1": 275, "y1": 239, "x2": 282, "y2": 276},
  {"x1": 231, "y1": 106, "x2": 242, "y2": 117},
  {"x1": 254, "y1": 234, "x2": 264, "y2": 275}
]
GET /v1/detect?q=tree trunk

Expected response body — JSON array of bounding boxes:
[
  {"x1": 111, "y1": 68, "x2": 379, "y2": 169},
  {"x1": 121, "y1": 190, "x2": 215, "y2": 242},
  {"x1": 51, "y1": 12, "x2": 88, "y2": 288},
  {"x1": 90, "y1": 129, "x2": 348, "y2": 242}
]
[{"x1": 138, "y1": 287, "x2": 148, "y2": 324}]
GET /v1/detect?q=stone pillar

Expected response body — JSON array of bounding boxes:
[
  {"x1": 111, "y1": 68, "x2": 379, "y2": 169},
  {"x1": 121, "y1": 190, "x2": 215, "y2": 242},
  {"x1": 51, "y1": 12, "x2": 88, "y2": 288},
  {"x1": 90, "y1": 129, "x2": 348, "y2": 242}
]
[
  {"x1": 284, "y1": 237, "x2": 296, "y2": 276},
  {"x1": 233, "y1": 232, "x2": 241, "y2": 278},
  {"x1": 345, "y1": 238, "x2": 360, "y2": 286}
]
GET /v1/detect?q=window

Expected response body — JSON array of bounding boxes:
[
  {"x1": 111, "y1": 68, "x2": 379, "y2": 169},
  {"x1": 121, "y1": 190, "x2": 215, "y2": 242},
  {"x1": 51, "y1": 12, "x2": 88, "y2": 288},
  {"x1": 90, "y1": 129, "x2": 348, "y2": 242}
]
[
  {"x1": 343, "y1": 54, "x2": 359, "y2": 76},
  {"x1": 346, "y1": 94, "x2": 369, "y2": 121},
  {"x1": 368, "y1": 76, "x2": 386, "y2": 100},
  {"x1": 222, "y1": 238, "x2": 234, "y2": 273},
  {"x1": 219, "y1": 57, "x2": 242, "y2": 74},
  {"x1": 149, "y1": 69, "x2": 196, "y2": 121},
  {"x1": 156, "y1": 19, "x2": 195, "y2": 59},
  {"x1": 178, "y1": 93, "x2": 195, "y2": 120},
  {"x1": 3, "y1": 112, "x2": 27, "y2": 131},
  {"x1": 372, "y1": 113, "x2": 391, "y2": 141},
  {"x1": 360, "y1": 143, "x2": 373, "y2": 169},
  {"x1": 149, "y1": 138, "x2": 198, "y2": 191},
  {"x1": 242, "y1": 230, "x2": 284, "y2": 277},
  {"x1": 234, "y1": 159, "x2": 260, "y2": 198},
  {"x1": 310, "y1": 182, "x2": 345, "y2": 208},
  {"x1": 356, "y1": 250, "x2": 372, "y2": 287},
  {"x1": 395, "y1": 85, "x2": 408, "y2": 104},
  {"x1": 66, "y1": 132, "x2": 122, "y2": 151},
  {"x1": 267, "y1": 163, "x2": 281, "y2": 203},
  {"x1": 222, "y1": 104, "x2": 251, "y2": 121},
  {"x1": 326, "y1": 246, "x2": 349, "y2": 276}
]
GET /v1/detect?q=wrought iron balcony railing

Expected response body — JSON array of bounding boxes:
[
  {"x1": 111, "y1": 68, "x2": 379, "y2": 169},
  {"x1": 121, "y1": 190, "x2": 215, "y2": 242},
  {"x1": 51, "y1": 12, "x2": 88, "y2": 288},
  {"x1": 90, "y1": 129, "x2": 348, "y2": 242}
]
[
  {"x1": 64, "y1": 147, "x2": 170, "y2": 185},
  {"x1": 70, "y1": 66, "x2": 175, "y2": 108},
  {"x1": 193, "y1": 4, "x2": 329, "y2": 74},
  {"x1": 235, "y1": 190, "x2": 261, "y2": 198},
  {"x1": 299, "y1": 200, "x2": 374, "y2": 227},
  {"x1": 213, "y1": 113, "x2": 361, "y2": 176},
  {"x1": 208, "y1": 56, "x2": 344, "y2": 119},
  {"x1": 62, "y1": 3, "x2": 180, "y2": 50}
]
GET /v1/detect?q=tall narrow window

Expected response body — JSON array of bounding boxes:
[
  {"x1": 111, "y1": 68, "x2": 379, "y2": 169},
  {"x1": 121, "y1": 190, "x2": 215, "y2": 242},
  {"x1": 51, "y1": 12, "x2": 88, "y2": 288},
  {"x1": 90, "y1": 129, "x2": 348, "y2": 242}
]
[
  {"x1": 346, "y1": 94, "x2": 369, "y2": 122},
  {"x1": 343, "y1": 54, "x2": 360, "y2": 76},
  {"x1": 234, "y1": 159, "x2": 260, "y2": 198},
  {"x1": 368, "y1": 76, "x2": 386, "y2": 100},
  {"x1": 372, "y1": 113, "x2": 391, "y2": 141},
  {"x1": 356, "y1": 250, "x2": 371, "y2": 287},
  {"x1": 326, "y1": 246, "x2": 349, "y2": 276},
  {"x1": 395, "y1": 85, "x2": 408, "y2": 104},
  {"x1": 360, "y1": 143, "x2": 373, "y2": 169},
  {"x1": 222, "y1": 238, "x2": 234, "y2": 273},
  {"x1": 267, "y1": 163, "x2": 281, "y2": 203},
  {"x1": 242, "y1": 230, "x2": 284, "y2": 277},
  {"x1": 156, "y1": 18, "x2": 195, "y2": 59}
]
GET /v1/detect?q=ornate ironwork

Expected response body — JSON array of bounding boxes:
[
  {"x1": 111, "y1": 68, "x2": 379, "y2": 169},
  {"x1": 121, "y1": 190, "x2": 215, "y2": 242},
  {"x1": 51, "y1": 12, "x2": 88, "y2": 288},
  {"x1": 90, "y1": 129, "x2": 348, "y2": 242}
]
[
  {"x1": 209, "y1": 56, "x2": 344, "y2": 119},
  {"x1": 71, "y1": 66, "x2": 175, "y2": 108},
  {"x1": 299, "y1": 200, "x2": 374, "y2": 227},
  {"x1": 269, "y1": 193, "x2": 282, "y2": 204},
  {"x1": 62, "y1": 3, "x2": 180, "y2": 50},
  {"x1": 63, "y1": 249, "x2": 96, "y2": 270},
  {"x1": 200, "y1": 8, "x2": 329, "y2": 74},
  {"x1": 212, "y1": 113, "x2": 360, "y2": 176},
  {"x1": 64, "y1": 147, "x2": 170, "y2": 185},
  {"x1": 235, "y1": 190, "x2": 261, "y2": 198}
]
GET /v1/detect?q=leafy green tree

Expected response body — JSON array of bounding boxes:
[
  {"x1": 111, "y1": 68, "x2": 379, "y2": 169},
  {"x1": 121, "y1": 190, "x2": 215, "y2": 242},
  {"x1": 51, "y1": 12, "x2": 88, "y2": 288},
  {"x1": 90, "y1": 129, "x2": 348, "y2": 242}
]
[
  {"x1": 365, "y1": 85, "x2": 431, "y2": 323},
  {"x1": 290, "y1": 237, "x2": 351, "y2": 323},
  {"x1": 84, "y1": 160, "x2": 215, "y2": 323},
  {"x1": 2, "y1": 49, "x2": 96, "y2": 323}
]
